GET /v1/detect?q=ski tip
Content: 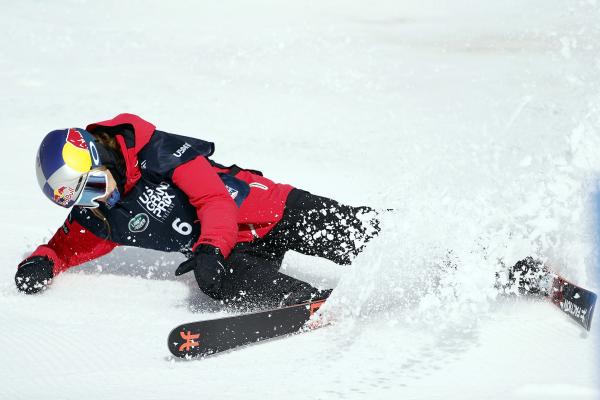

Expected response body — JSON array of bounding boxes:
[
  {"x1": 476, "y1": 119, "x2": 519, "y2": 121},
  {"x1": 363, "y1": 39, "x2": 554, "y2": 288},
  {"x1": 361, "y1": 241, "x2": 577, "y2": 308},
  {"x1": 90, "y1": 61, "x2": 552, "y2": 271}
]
[
  {"x1": 550, "y1": 276, "x2": 597, "y2": 332},
  {"x1": 168, "y1": 325, "x2": 204, "y2": 359}
]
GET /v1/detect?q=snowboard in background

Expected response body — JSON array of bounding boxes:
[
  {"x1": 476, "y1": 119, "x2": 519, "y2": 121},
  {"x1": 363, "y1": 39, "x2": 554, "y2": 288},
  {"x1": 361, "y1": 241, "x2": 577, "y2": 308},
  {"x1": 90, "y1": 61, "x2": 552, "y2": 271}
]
[{"x1": 168, "y1": 299, "x2": 326, "y2": 359}]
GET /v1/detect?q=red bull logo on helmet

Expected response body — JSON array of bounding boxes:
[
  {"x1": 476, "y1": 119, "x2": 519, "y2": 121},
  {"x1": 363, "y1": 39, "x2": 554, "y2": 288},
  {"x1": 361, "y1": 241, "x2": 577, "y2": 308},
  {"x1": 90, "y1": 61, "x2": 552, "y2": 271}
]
[
  {"x1": 53, "y1": 186, "x2": 75, "y2": 207},
  {"x1": 67, "y1": 128, "x2": 88, "y2": 150}
]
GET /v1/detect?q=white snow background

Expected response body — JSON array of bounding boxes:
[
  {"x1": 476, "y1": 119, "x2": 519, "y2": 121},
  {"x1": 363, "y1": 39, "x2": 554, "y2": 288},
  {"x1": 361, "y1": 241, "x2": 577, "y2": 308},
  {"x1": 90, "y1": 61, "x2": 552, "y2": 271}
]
[{"x1": 1, "y1": 1, "x2": 599, "y2": 399}]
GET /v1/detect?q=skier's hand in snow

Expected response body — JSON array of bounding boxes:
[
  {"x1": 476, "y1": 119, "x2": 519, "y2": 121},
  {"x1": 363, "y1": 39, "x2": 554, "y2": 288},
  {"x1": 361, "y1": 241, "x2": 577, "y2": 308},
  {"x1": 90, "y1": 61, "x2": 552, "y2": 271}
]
[
  {"x1": 15, "y1": 256, "x2": 54, "y2": 294},
  {"x1": 175, "y1": 244, "x2": 226, "y2": 297}
]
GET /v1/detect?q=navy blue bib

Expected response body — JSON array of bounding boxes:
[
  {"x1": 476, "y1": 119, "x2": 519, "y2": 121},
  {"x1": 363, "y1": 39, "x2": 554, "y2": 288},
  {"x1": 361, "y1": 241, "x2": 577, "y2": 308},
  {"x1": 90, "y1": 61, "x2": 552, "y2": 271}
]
[{"x1": 72, "y1": 175, "x2": 200, "y2": 254}]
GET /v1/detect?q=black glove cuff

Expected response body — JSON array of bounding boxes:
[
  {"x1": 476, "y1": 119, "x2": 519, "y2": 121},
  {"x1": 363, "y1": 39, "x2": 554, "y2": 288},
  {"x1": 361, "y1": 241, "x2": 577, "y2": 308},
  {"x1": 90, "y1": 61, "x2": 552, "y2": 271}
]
[
  {"x1": 18, "y1": 255, "x2": 53, "y2": 271},
  {"x1": 194, "y1": 244, "x2": 223, "y2": 257}
]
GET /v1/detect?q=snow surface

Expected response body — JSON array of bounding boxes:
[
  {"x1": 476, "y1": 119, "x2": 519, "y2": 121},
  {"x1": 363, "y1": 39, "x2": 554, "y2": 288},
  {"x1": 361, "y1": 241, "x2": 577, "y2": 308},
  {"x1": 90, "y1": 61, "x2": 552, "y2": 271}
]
[{"x1": 1, "y1": 0, "x2": 599, "y2": 399}]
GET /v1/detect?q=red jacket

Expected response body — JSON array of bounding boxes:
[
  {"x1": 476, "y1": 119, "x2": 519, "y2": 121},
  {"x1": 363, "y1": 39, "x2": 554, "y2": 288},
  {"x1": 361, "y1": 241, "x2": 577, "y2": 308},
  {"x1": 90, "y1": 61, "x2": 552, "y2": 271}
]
[{"x1": 27, "y1": 114, "x2": 294, "y2": 276}]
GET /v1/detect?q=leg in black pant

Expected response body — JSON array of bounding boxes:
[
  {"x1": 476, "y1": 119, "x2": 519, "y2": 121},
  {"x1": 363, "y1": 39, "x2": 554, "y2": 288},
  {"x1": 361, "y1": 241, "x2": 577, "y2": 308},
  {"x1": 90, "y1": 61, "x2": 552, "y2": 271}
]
[
  {"x1": 263, "y1": 189, "x2": 381, "y2": 265},
  {"x1": 218, "y1": 244, "x2": 331, "y2": 308},
  {"x1": 216, "y1": 189, "x2": 380, "y2": 307}
]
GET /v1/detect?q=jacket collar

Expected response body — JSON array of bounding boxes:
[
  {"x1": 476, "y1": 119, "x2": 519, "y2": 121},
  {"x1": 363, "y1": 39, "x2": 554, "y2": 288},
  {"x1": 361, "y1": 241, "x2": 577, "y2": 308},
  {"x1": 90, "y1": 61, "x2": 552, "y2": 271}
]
[{"x1": 86, "y1": 113, "x2": 155, "y2": 193}]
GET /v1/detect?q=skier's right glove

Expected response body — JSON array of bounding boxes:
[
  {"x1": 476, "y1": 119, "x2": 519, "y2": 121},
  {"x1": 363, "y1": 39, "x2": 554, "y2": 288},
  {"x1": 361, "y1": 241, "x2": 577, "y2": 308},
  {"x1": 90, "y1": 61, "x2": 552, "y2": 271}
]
[
  {"x1": 15, "y1": 256, "x2": 54, "y2": 294},
  {"x1": 175, "y1": 244, "x2": 227, "y2": 298}
]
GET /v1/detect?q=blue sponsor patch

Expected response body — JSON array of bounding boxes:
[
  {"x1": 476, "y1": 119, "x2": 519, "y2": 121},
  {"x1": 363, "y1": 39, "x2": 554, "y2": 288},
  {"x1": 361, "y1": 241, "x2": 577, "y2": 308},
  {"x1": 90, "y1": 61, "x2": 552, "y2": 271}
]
[{"x1": 219, "y1": 174, "x2": 249, "y2": 207}]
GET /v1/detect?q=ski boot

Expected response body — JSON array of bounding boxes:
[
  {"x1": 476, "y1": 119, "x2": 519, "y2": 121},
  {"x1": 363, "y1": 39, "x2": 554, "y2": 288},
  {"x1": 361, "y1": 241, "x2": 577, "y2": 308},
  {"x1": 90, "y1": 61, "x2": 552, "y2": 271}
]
[
  {"x1": 281, "y1": 283, "x2": 332, "y2": 307},
  {"x1": 496, "y1": 257, "x2": 553, "y2": 297}
]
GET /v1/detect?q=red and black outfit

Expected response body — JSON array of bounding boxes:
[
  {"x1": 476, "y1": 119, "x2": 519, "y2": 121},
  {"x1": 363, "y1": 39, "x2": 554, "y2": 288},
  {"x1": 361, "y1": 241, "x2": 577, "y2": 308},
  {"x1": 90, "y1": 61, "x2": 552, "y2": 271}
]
[{"x1": 16, "y1": 114, "x2": 380, "y2": 306}]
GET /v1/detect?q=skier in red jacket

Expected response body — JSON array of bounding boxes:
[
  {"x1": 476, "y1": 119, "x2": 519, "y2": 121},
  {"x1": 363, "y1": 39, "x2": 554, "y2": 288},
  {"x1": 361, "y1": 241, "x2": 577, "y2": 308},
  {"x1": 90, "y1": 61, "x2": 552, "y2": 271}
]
[{"x1": 16, "y1": 114, "x2": 380, "y2": 307}]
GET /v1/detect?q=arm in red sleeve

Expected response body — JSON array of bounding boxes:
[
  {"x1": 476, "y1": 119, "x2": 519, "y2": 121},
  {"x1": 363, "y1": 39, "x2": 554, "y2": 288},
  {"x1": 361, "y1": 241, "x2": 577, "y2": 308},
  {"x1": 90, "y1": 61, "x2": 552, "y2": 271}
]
[
  {"x1": 26, "y1": 218, "x2": 118, "y2": 276},
  {"x1": 171, "y1": 156, "x2": 238, "y2": 258}
]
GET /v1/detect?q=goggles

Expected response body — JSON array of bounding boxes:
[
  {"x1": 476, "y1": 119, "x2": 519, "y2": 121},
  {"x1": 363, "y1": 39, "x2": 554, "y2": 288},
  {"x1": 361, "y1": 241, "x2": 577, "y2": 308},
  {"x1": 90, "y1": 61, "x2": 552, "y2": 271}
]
[{"x1": 73, "y1": 170, "x2": 109, "y2": 208}]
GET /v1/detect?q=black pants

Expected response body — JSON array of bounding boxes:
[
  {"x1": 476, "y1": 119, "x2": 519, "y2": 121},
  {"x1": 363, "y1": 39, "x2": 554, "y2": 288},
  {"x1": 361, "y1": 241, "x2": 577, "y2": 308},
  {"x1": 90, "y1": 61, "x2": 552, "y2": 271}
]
[{"x1": 216, "y1": 189, "x2": 380, "y2": 307}]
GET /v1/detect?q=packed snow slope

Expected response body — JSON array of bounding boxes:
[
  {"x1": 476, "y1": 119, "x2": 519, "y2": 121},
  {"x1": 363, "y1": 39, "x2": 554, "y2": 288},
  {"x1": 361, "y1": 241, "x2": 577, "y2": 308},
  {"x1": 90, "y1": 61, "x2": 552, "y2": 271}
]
[{"x1": 1, "y1": 1, "x2": 599, "y2": 399}]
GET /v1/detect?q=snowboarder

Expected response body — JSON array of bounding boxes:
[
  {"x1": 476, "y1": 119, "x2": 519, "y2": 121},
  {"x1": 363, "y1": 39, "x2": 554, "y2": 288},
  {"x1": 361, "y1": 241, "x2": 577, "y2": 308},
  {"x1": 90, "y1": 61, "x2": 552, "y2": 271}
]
[{"x1": 15, "y1": 113, "x2": 380, "y2": 307}]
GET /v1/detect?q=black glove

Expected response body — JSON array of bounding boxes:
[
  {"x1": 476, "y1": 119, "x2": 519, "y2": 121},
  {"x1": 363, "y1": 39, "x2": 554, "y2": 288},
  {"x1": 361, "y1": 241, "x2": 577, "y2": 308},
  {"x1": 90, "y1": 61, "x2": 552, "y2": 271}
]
[
  {"x1": 175, "y1": 244, "x2": 226, "y2": 297},
  {"x1": 15, "y1": 256, "x2": 54, "y2": 294}
]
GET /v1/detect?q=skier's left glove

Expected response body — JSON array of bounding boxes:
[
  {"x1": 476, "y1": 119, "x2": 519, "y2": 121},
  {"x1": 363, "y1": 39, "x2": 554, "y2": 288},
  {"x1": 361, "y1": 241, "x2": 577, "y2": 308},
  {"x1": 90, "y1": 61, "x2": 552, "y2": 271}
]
[
  {"x1": 175, "y1": 244, "x2": 226, "y2": 298},
  {"x1": 15, "y1": 256, "x2": 54, "y2": 294}
]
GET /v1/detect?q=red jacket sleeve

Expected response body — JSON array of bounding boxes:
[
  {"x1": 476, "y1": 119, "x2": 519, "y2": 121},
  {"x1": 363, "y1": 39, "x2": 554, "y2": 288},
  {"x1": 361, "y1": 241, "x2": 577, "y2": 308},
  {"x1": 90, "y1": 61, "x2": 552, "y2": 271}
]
[
  {"x1": 26, "y1": 218, "x2": 118, "y2": 276},
  {"x1": 171, "y1": 156, "x2": 238, "y2": 258}
]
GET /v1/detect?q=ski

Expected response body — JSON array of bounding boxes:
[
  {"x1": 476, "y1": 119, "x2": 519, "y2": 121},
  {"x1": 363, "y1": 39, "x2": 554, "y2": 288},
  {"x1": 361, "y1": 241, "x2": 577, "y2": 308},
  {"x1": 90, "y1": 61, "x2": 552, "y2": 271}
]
[
  {"x1": 549, "y1": 275, "x2": 596, "y2": 331},
  {"x1": 167, "y1": 299, "x2": 327, "y2": 359},
  {"x1": 498, "y1": 258, "x2": 597, "y2": 331}
]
